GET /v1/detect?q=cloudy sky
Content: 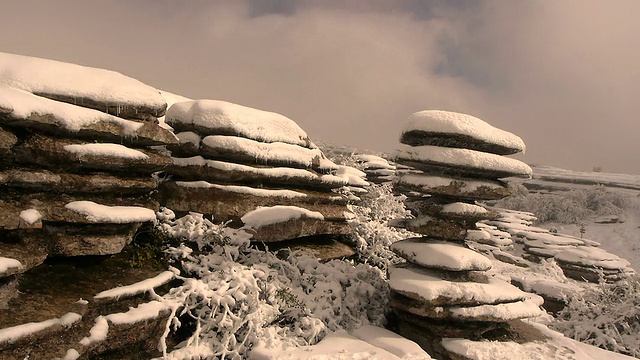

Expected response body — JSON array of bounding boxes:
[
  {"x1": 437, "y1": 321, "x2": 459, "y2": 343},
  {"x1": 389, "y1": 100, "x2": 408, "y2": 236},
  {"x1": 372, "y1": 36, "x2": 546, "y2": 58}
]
[{"x1": 1, "y1": 1, "x2": 639, "y2": 174}]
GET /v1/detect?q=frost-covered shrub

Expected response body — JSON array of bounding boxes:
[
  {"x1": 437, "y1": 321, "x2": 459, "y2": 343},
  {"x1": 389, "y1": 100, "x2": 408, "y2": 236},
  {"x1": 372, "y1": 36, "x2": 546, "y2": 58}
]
[
  {"x1": 156, "y1": 210, "x2": 388, "y2": 359},
  {"x1": 496, "y1": 184, "x2": 630, "y2": 224},
  {"x1": 348, "y1": 182, "x2": 416, "y2": 273},
  {"x1": 552, "y1": 274, "x2": 640, "y2": 357}
]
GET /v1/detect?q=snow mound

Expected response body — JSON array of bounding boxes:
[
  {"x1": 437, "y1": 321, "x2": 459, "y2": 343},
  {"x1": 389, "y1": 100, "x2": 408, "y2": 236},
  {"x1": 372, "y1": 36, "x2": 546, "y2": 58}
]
[
  {"x1": 241, "y1": 206, "x2": 325, "y2": 229},
  {"x1": 0, "y1": 312, "x2": 81, "y2": 344},
  {"x1": 441, "y1": 203, "x2": 489, "y2": 215},
  {"x1": 449, "y1": 298, "x2": 544, "y2": 321},
  {"x1": 0, "y1": 52, "x2": 164, "y2": 109},
  {"x1": 63, "y1": 143, "x2": 149, "y2": 160},
  {"x1": 394, "y1": 145, "x2": 532, "y2": 178},
  {"x1": 402, "y1": 110, "x2": 526, "y2": 154},
  {"x1": 166, "y1": 99, "x2": 313, "y2": 148},
  {"x1": 391, "y1": 239, "x2": 492, "y2": 271},
  {"x1": 64, "y1": 201, "x2": 156, "y2": 223}
]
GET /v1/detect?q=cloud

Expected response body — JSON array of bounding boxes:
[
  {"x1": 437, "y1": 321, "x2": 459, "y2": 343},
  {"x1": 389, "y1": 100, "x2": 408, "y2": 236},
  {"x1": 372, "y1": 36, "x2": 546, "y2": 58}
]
[{"x1": 1, "y1": 1, "x2": 638, "y2": 173}]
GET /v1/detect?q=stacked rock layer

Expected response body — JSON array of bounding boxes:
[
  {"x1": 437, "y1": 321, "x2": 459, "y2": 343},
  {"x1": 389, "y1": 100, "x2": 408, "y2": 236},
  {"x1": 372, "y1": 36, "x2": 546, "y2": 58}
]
[
  {"x1": 389, "y1": 110, "x2": 543, "y2": 356},
  {"x1": 0, "y1": 52, "x2": 179, "y2": 358},
  {"x1": 160, "y1": 99, "x2": 361, "y2": 260}
]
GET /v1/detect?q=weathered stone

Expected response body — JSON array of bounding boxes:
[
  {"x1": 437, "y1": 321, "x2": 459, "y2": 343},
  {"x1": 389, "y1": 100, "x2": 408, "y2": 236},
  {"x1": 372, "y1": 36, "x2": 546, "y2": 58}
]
[
  {"x1": 36, "y1": 223, "x2": 142, "y2": 257},
  {"x1": 0, "y1": 254, "x2": 172, "y2": 359},
  {"x1": 0, "y1": 194, "x2": 158, "y2": 230},
  {"x1": 244, "y1": 217, "x2": 352, "y2": 243},
  {"x1": 159, "y1": 180, "x2": 347, "y2": 225},
  {"x1": 399, "y1": 110, "x2": 526, "y2": 155},
  {"x1": 389, "y1": 265, "x2": 527, "y2": 307},
  {"x1": 34, "y1": 92, "x2": 166, "y2": 121},
  {"x1": 199, "y1": 135, "x2": 337, "y2": 173},
  {"x1": 390, "y1": 291, "x2": 540, "y2": 322},
  {"x1": 404, "y1": 198, "x2": 498, "y2": 222},
  {"x1": 267, "y1": 236, "x2": 357, "y2": 261},
  {"x1": 390, "y1": 217, "x2": 474, "y2": 241},
  {"x1": 0, "y1": 127, "x2": 17, "y2": 151},
  {"x1": 168, "y1": 156, "x2": 347, "y2": 191},
  {"x1": 166, "y1": 131, "x2": 201, "y2": 157},
  {"x1": 11, "y1": 133, "x2": 172, "y2": 174},
  {"x1": 395, "y1": 158, "x2": 529, "y2": 180},
  {"x1": 391, "y1": 238, "x2": 492, "y2": 271},
  {"x1": 401, "y1": 131, "x2": 523, "y2": 156},
  {"x1": 0, "y1": 107, "x2": 178, "y2": 146},
  {"x1": 555, "y1": 262, "x2": 631, "y2": 283},
  {"x1": 394, "y1": 173, "x2": 512, "y2": 201},
  {"x1": 0, "y1": 241, "x2": 47, "y2": 277},
  {"x1": 0, "y1": 169, "x2": 158, "y2": 194}
]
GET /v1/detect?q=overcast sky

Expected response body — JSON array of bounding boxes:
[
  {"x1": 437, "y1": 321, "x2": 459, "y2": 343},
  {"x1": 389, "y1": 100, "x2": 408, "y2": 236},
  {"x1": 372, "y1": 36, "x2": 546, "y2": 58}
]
[{"x1": 1, "y1": 1, "x2": 639, "y2": 174}]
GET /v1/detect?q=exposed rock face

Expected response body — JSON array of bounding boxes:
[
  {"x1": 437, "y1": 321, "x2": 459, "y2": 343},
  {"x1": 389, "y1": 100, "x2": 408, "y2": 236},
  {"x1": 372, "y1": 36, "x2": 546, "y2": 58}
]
[
  {"x1": 160, "y1": 99, "x2": 359, "y2": 259},
  {"x1": 390, "y1": 110, "x2": 542, "y2": 359},
  {"x1": 0, "y1": 52, "x2": 177, "y2": 358}
]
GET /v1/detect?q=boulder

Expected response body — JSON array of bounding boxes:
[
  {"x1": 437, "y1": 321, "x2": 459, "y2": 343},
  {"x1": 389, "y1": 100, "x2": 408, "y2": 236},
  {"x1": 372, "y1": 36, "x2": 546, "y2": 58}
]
[
  {"x1": 270, "y1": 237, "x2": 356, "y2": 261},
  {"x1": 394, "y1": 173, "x2": 512, "y2": 201},
  {"x1": 11, "y1": 133, "x2": 171, "y2": 174},
  {"x1": 394, "y1": 145, "x2": 532, "y2": 179},
  {"x1": 0, "y1": 86, "x2": 177, "y2": 146},
  {"x1": 399, "y1": 110, "x2": 526, "y2": 155},
  {"x1": 168, "y1": 156, "x2": 347, "y2": 191},
  {"x1": 0, "y1": 169, "x2": 158, "y2": 195}
]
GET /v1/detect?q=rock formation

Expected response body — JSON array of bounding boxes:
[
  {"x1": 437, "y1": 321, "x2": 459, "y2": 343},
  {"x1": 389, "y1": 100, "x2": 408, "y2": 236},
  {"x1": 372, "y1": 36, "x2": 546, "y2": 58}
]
[
  {"x1": 389, "y1": 110, "x2": 544, "y2": 357},
  {"x1": 160, "y1": 99, "x2": 362, "y2": 261},
  {"x1": 0, "y1": 52, "x2": 178, "y2": 358}
]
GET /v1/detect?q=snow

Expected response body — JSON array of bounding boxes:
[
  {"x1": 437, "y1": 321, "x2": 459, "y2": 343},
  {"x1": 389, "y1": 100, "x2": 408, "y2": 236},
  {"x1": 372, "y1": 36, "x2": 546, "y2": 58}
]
[
  {"x1": 336, "y1": 165, "x2": 370, "y2": 187},
  {"x1": 391, "y1": 239, "x2": 492, "y2": 271},
  {"x1": 394, "y1": 145, "x2": 532, "y2": 178},
  {"x1": 241, "y1": 206, "x2": 324, "y2": 229},
  {"x1": 174, "y1": 181, "x2": 308, "y2": 198},
  {"x1": 0, "y1": 257, "x2": 22, "y2": 273},
  {"x1": 79, "y1": 316, "x2": 108, "y2": 346},
  {"x1": 63, "y1": 143, "x2": 149, "y2": 160},
  {"x1": 522, "y1": 233, "x2": 585, "y2": 247},
  {"x1": 0, "y1": 312, "x2": 81, "y2": 344},
  {"x1": 355, "y1": 154, "x2": 396, "y2": 170},
  {"x1": 80, "y1": 301, "x2": 172, "y2": 346},
  {"x1": 555, "y1": 247, "x2": 631, "y2": 270},
  {"x1": 388, "y1": 266, "x2": 527, "y2": 304},
  {"x1": 95, "y1": 270, "x2": 176, "y2": 299},
  {"x1": 0, "y1": 52, "x2": 165, "y2": 109},
  {"x1": 441, "y1": 202, "x2": 489, "y2": 215},
  {"x1": 65, "y1": 201, "x2": 157, "y2": 223},
  {"x1": 175, "y1": 131, "x2": 201, "y2": 147},
  {"x1": 63, "y1": 349, "x2": 80, "y2": 360},
  {"x1": 531, "y1": 166, "x2": 640, "y2": 191},
  {"x1": 19, "y1": 208, "x2": 42, "y2": 224},
  {"x1": 251, "y1": 329, "x2": 426, "y2": 360},
  {"x1": 351, "y1": 325, "x2": 431, "y2": 359},
  {"x1": 0, "y1": 85, "x2": 144, "y2": 133},
  {"x1": 166, "y1": 99, "x2": 313, "y2": 148},
  {"x1": 171, "y1": 156, "x2": 347, "y2": 187},
  {"x1": 402, "y1": 110, "x2": 526, "y2": 153},
  {"x1": 442, "y1": 321, "x2": 639, "y2": 360},
  {"x1": 202, "y1": 135, "x2": 337, "y2": 170}
]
